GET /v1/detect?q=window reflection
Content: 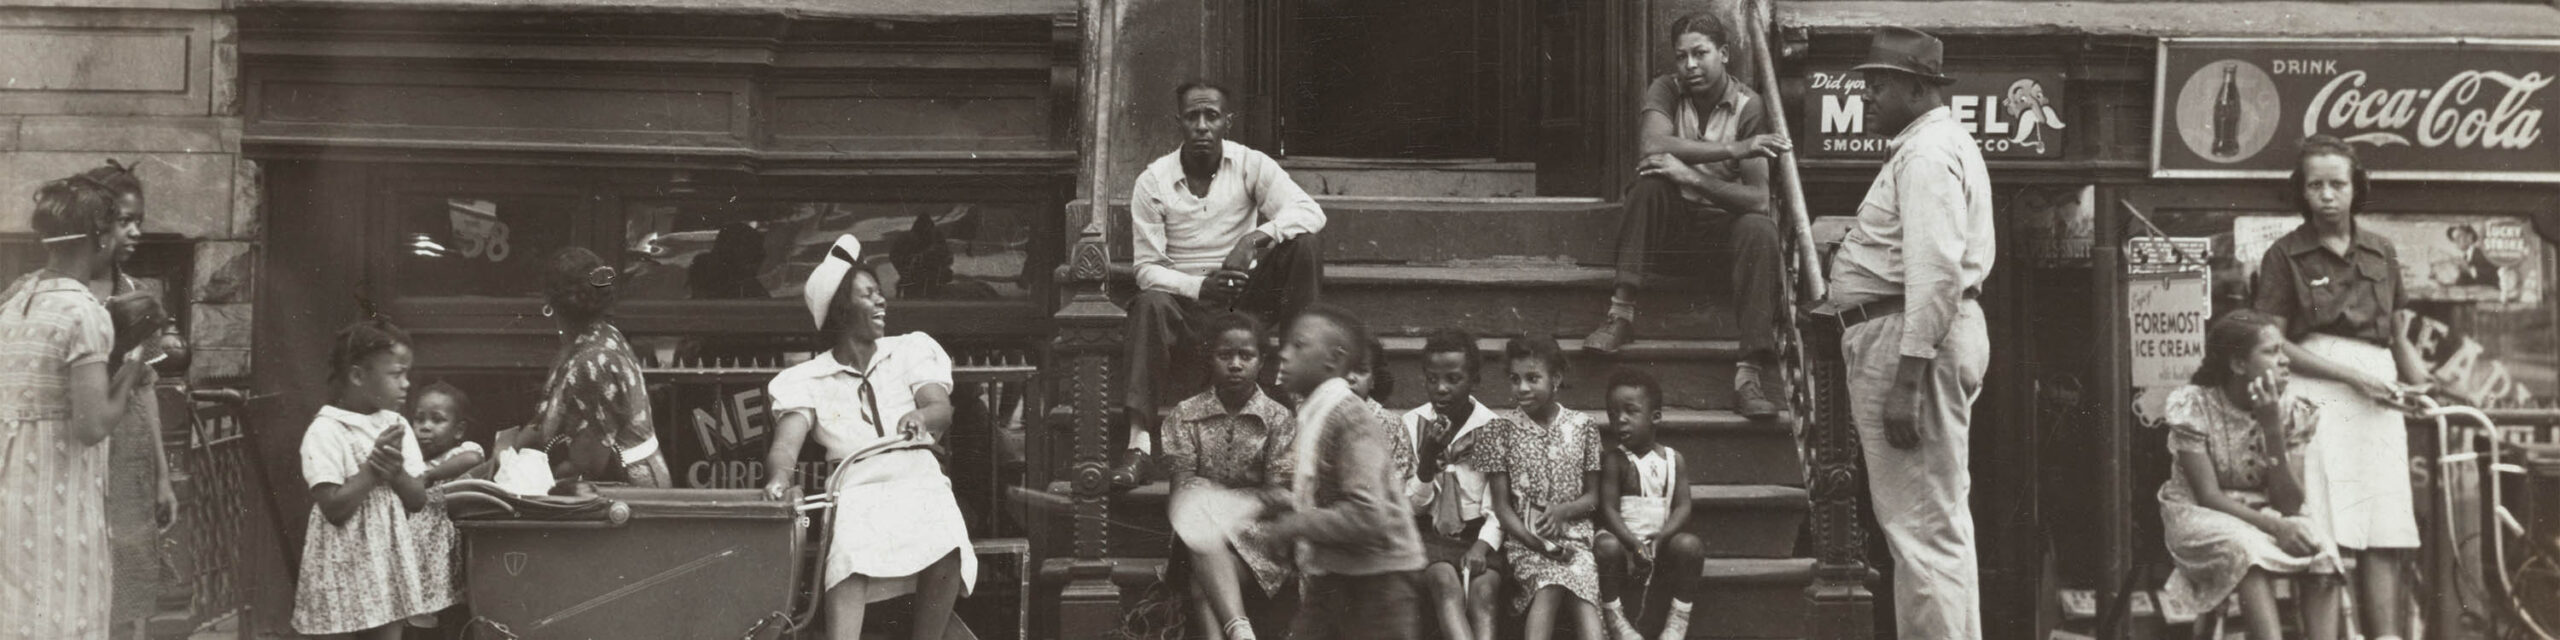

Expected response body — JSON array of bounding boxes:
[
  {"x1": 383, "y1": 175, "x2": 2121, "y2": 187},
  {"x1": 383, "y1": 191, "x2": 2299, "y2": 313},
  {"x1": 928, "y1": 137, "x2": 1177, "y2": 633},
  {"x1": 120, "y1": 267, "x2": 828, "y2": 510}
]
[
  {"x1": 621, "y1": 201, "x2": 1033, "y2": 302},
  {"x1": 398, "y1": 195, "x2": 578, "y2": 298}
]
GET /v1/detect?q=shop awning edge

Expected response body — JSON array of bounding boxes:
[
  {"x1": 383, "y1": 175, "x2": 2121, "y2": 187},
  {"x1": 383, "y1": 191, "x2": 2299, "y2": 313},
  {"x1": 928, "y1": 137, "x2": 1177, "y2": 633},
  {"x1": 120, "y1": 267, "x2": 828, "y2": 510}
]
[{"x1": 1777, "y1": 1, "x2": 2560, "y2": 39}]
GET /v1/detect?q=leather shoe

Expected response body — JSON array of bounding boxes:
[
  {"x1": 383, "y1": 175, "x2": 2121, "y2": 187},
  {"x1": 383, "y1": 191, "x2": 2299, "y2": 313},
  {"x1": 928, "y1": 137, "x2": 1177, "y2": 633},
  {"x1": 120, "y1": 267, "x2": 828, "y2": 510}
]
[{"x1": 1583, "y1": 316, "x2": 1634, "y2": 355}]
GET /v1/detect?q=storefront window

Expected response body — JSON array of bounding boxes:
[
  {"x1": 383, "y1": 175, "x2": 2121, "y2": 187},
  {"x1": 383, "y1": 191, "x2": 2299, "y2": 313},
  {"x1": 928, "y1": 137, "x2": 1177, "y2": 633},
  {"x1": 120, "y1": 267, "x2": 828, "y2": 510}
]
[
  {"x1": 396, "y1": 194, "x2": 580, "y2": 298},
  {"x1": 618, "y1": 199, "x2": 1036, "y2": 303}
]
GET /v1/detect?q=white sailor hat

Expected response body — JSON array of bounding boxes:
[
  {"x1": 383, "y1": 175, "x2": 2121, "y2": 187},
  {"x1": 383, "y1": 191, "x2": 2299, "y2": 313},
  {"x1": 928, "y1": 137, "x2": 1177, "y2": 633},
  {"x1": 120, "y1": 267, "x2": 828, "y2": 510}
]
[{"x1": 802, "y1": 235, "x2": 864, "y2": 329}]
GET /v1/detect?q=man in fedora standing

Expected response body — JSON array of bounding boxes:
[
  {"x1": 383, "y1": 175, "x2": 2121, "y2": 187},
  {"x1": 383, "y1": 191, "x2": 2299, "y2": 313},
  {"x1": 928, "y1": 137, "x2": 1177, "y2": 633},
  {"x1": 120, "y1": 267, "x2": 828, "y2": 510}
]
[{"x1": 1817, "y1": 26, "x2": 1994, "y2": 639}]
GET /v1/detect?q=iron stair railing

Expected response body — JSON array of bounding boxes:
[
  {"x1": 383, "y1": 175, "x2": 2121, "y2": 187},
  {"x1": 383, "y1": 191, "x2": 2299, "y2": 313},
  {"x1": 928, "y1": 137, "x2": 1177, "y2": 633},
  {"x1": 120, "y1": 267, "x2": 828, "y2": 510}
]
[{"x1": 1741, "y1": 0, "x2": 1876, "y2": 638}]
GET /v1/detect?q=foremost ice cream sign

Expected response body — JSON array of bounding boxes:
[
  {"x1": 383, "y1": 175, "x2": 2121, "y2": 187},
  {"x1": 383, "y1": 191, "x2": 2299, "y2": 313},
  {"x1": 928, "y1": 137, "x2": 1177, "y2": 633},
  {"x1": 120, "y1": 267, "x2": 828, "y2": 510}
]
[
  {"x1": 2156, "y1": 38, "x2": 2560, "y2": 182},
  {"x1": 1803, "y1": 68, "x2": 2069, "y2": 159}
]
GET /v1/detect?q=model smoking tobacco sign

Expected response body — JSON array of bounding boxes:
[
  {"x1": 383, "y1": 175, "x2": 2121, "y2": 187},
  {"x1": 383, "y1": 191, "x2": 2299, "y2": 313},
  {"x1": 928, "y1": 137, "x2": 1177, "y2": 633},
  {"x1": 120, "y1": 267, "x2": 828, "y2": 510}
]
[
  {"x1": 2157, "y1": 38, "x2": 2560, "y2": 181},
  {"x1": 1803, "y1": 68, "x2": 2068, "y2": 159}
]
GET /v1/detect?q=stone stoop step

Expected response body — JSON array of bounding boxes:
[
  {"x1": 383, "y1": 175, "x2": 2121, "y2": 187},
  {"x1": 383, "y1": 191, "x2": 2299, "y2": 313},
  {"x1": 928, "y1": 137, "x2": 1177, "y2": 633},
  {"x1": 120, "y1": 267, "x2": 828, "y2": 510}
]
[
  {"x1": 1327, "y1": 263, "x2": 1736, "y2": 340},
  {"x1": 1690, "y1": 557, "x2": 1819, "y2": 639},
  {"x1": 1312, "y1": 197, "x2": 1619, "y2": 265},
  {"x1": 1285, "y1": 161, "x2": 1543, "y2": 200},
  {"x1": 1372, "y1": 334, "x2": 1746, "y2": 412}
]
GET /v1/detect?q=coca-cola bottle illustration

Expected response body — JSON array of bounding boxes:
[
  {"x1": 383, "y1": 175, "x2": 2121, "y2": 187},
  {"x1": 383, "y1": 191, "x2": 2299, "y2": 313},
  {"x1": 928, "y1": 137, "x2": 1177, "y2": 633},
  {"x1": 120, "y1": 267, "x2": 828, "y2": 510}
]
[{"x1": 2211, "y1": 63, "x2": 2241, "y2": 157}]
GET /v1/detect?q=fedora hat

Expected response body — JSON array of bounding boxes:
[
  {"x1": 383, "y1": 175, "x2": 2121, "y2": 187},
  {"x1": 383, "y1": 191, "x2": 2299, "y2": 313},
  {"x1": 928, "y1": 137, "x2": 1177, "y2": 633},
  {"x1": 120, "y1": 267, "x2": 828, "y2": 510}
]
[{"x1": 1852, "y1": 26, "x2": 1956, "y2": 85}]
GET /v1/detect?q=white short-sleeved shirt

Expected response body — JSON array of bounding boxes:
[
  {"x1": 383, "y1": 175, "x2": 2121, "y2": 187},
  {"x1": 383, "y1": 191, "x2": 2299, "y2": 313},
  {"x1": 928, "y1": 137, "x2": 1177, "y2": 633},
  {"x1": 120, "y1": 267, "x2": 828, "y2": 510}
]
[
  {"x1": 301, "y1": 405, "x2": 427, "y2": 488},
  {"x1": 766, "y1": 334, "x2": 955, "y2": 460}
]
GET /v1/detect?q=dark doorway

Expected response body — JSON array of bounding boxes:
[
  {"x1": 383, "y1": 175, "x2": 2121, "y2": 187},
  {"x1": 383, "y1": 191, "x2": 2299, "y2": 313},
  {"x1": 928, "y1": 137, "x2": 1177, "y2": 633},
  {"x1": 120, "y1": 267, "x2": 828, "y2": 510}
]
[
  {"x1": 1264, "y1": 0, "x2": 1605, "y2": 197},
  {"x1": 1279, "y1": 0, "x2": 1500, "y2": 160}
]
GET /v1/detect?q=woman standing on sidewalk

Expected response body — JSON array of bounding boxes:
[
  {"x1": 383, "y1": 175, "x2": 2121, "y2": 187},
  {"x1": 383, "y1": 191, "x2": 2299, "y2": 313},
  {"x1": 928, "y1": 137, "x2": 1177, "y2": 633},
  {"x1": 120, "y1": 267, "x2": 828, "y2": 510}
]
[
  {"x1": 2251, "y1": 135, "x2": 2430, "y2": 639},
  {"x1": 0, "y1": 174, "x2": 159, "y2": 637}
]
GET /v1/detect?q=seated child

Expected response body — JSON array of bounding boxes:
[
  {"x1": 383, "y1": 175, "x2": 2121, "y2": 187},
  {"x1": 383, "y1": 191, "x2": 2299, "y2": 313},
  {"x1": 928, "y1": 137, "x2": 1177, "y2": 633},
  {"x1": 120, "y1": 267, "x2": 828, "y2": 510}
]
[
  {"x1": 1593, "y1": 369, "x2": 1703, "y2": 640},
  {"x1": 1485, "y1": 335, "x2": 1605, "y2": 640},
  {"x1": 1163, "y1": 312, "x2": 1299, "y2": 640},
  {"x1": 1396, "y1": 329, "x2": 1510, "y2": 640}
]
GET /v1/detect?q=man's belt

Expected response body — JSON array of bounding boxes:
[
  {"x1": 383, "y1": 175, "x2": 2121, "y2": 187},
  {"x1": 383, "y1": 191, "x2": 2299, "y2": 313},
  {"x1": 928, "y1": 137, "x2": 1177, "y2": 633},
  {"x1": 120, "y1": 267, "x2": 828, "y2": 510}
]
[{"x1": 1815, "y1": 288, "x2": 1980, "y2": 331}]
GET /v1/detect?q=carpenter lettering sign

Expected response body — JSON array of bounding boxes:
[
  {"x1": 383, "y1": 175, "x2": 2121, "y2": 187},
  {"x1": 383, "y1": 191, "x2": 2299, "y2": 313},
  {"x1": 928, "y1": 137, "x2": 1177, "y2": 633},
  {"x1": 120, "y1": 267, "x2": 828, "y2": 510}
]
[
  {"x1": 1803, "y1": 68, "x2": 2068, "y2": 159},
  {"x1": 2157, "y1": 39, "x2": 2560, "y2": 181},
  {"x1": 2129, "y1": 271, "x2": 2212, "y2": 388}
]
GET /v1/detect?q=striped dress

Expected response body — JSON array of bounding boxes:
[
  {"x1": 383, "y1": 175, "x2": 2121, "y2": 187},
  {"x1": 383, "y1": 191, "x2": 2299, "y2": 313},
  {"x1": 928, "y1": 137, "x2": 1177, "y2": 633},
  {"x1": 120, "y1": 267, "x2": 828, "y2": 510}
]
[{"x1": 0, "y1": 273, "x2": 116, "y2": 638}]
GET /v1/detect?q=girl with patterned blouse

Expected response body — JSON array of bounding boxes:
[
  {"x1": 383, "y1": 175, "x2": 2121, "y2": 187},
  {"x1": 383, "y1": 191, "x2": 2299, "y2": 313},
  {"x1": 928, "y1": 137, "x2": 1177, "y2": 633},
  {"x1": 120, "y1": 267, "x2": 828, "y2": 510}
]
[
  {"x1": 2158, "y1": 310, "x2": 2340, "y2": 640},
  {"x1": 0, "y1": 174, "x2": 157, "y2": 638},
  {"x1": 1163, "y1": 311, "x2": 1296, "y2": 640},
  {"x1": 533, "y1": 247, "x2": 670, "y2": 487},
  {"x1": 1481, "y1": 335, "x2": 1605, "y2": 640}
]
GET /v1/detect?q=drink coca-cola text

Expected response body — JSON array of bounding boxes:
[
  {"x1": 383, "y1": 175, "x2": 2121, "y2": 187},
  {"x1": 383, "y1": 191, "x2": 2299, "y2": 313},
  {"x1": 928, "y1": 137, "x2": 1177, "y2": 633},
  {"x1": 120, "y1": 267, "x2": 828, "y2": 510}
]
[{"x1": 2303, "y1": 68, "x2": 2549, "y2": 150}]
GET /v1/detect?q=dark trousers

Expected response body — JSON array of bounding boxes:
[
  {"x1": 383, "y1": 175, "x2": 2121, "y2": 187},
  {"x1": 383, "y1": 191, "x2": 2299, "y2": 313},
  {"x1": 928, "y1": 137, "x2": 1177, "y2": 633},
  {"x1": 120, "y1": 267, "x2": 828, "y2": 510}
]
[
  {"x1": 1124, "y1": 234, "x2": 1324, "y2": 421},
  {"x1": 1613, "y1": 176, "x2": 1781, "y2": 359},
  {"x1": 1290, "y1": 571, "x2": 1424, "y2": 640}
]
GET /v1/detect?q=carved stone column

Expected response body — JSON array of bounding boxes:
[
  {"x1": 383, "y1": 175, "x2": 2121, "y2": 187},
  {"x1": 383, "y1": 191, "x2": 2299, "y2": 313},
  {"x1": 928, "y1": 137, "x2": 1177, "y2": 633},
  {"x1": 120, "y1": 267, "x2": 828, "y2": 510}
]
[{"x1": 1799, "y1": 316, "x2": 1875, "y2": 640}]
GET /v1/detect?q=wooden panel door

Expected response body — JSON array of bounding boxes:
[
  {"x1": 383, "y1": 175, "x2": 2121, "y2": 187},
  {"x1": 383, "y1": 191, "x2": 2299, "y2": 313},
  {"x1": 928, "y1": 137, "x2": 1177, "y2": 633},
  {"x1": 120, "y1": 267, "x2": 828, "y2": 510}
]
[{"x1": 1525, "y1": 0, "x2": 1607, "y2": 197}]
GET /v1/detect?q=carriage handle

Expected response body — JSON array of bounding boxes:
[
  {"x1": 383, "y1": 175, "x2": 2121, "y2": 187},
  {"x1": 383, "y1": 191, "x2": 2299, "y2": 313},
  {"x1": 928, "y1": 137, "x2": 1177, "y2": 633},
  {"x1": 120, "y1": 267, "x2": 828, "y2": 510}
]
[{"x1": 2412, "y1": 396, "x2": 2556, "y2": 640}]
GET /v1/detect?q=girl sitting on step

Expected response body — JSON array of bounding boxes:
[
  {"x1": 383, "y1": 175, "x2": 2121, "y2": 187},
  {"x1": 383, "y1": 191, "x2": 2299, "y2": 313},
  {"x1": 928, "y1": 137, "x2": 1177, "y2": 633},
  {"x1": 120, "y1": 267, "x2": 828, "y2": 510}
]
[{"x1": 1483, "y1": 335, "x2": 1606, "y2": 640}]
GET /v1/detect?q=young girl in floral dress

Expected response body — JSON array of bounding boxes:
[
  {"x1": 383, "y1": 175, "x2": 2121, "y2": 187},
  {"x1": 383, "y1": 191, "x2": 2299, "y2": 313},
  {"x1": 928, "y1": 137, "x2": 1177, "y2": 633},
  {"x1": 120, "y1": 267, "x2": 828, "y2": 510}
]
[
  {"x1": 1477, "y1": 335, "x2": 1605, "y2": 640},
  {"x1": 294, "y1": 318, "x2": 451, "y2": 639}
]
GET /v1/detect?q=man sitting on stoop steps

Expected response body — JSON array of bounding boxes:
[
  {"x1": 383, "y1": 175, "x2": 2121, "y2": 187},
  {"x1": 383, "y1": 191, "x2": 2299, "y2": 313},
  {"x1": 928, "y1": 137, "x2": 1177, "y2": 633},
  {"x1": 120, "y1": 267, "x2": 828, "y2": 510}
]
[
  {"x1": 1583, "y1": 11, "x2": 1791, "y2": 420},
  {"x1": 1118, "y1": 79, "x2": 1327, "y2": 487}
]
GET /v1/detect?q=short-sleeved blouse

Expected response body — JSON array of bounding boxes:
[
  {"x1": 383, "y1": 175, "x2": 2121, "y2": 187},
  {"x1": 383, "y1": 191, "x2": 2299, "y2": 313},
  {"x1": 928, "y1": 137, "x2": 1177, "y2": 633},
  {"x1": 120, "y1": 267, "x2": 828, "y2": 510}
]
[
  {"x1": 2254, "y1": 225, "x2": 2403, "y2": 345},
  {"x1": 539, "y1": 322, "x2": 657, "y2": 450},
  {"x1": 2159, "y1": 385, "x2": 2317, "y2": 505},
  {"x1": 1477, "y1": 407, "x2": 1603, "y2": 513},
  {"x1": 301, "y1": 406, "x2": 428, "y2": 488},
  {"x1": 765, "y1": 333, "x2": 955, "y2": 460},
  {"x1": 1161, "y1": 387, "x2": 1295, "y2": 490},
  {"x1": 0, "y1": 274, "x2": 109, "y2": 420}
]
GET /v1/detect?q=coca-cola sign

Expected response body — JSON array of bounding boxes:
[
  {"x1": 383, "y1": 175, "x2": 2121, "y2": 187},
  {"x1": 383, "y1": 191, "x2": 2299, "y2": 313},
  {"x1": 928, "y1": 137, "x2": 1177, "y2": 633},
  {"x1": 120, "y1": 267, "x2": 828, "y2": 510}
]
[{"x1": 2158, "y1": 38, "x2": 2560, "y2": 181}]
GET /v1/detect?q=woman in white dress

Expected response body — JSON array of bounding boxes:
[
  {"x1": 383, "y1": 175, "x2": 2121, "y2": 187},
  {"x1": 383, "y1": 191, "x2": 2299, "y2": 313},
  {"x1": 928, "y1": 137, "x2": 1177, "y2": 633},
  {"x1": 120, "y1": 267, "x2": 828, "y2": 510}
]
[
  {"x1": 2250, "y1": 135, "x2": 2429, "y2": 639},
  {"x1": 761, "y1": 235, "x2": 973, "y2": 640}
]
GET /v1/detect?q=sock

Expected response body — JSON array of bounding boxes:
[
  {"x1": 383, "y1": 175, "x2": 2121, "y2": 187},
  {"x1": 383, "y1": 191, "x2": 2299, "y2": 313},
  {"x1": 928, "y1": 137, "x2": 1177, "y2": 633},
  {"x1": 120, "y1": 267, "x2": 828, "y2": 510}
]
[
  {"x1": 1607, "y1": 294, "x2": 1637, "y2": 322},
  {"x1": 1605, "y1": 599, "x2": 1643, "y2": 639},
  {"x1": 1223, "y1": 616, "x2": 1258, "y2": 640},
  {"x1": 1127, "y1": 429, "x2": 1153, "y2": 455},
  {"x1": 1658, "y1": 599, "x2": 1693, "y2": 640},
  {"x1": 1735, "y1": 360, "x2": 1765, "y2": 390}
]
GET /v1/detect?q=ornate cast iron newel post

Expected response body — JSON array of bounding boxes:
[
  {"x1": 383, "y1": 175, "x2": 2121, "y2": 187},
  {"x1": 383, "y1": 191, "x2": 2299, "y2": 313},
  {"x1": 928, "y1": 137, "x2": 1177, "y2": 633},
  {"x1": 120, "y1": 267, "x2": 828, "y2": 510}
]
[
  {"x1": 1051, "y1": 207, "x2": 1125, "y2": 637},
  {"x1": 1801, "y1": 318, "x2": 1874, "y2": 639},
  {"x1": 1043, "y1": 0, "x2": 1128, "y2": 636}
]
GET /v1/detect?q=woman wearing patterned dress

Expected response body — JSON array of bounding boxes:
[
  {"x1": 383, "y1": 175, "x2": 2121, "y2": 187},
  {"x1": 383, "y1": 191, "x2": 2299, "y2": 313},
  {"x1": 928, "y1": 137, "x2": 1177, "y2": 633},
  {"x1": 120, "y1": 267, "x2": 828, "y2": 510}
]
[
  {"x1": 532, "y1": 247, "x2": 671, "y2": 486},
  {"x1": 1479, "y1": 335, "x2": 1605, "y2": 640},
  {"x1": 2158, "y1": 311, "x2": 2340, "y2": 640},
  {"x1": 0, "y1": 175, "x2": 168, "y2": 638}
]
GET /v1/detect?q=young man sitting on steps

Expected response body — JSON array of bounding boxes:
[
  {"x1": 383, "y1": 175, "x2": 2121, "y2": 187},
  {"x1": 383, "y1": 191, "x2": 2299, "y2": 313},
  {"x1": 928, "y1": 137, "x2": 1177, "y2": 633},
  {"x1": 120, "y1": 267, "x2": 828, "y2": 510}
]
[{"x1": 1583, "y1": 11, "x2": 1790, "y2": 420}]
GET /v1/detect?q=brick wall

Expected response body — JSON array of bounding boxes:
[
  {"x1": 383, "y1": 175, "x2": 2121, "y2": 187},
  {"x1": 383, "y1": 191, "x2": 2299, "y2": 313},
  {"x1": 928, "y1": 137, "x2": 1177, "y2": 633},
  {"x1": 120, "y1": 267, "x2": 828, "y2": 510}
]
[{"x1": 0, "y1": 1, "x2": 253, "y2": 384}]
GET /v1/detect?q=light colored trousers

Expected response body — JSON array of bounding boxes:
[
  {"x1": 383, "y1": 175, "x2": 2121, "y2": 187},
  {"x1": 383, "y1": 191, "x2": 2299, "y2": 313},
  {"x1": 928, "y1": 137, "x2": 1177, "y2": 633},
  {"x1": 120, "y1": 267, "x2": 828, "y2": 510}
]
[{"x1": 1843, "y1": 301, "x2": 1987, "y2": 640}]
